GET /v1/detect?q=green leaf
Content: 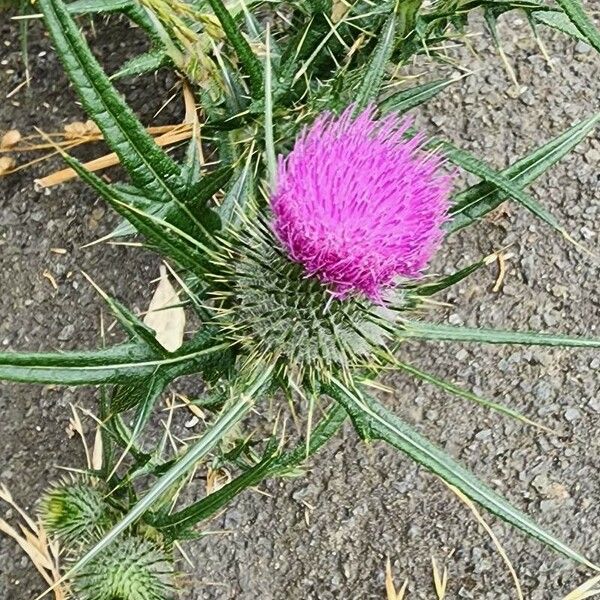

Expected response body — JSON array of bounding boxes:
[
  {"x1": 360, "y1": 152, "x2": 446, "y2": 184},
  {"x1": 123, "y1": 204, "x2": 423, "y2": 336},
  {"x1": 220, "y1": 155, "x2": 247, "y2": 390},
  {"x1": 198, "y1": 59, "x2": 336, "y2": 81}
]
[
  {"x1": 218, "y1": 159, "x2": 253, "y2": 230},
  {"x1": 66, "y1": 0, "x2": 133, "y2": 14},
  {"x1": 39, "y1": 0, "x2": 191, "y2": 206},
  {"x1": 110, "y1": 49, "x2": 169, "y2": 80},
  {"x1": 400, "y1": 320, "x2": 600, "y2": 348},
  {"x1": 205, "y1": 0, "x2": 263, "y2": 97},
  {"x1": 278, "y1": 8, "x2": 333, "y2": 91},
  {"x1": 106, "y1": 162, "x2": 225, "y2": 244},
  {"x1": 327, "y1": 379, "x2": 594, "y2": 567},
  {"x1": 154, "y1": 444, "x2": 279, "y2": 537},
  {"x1": 110, "y1": 197, "x2": 215, "y2": 272},
  {"x1": 424, "y1": 0, "x2": 550, "y2": 22},
  {"x1": 397, "y1": 0, "x2": 424, "y2": 39},
  {"x1": 59, "y1": 368, "x2": 273, "y2": 587},
  {"x1": 354, "y1": 11, "x2": 397, "y2": 111},
  {"x1": 82, "y1": 275, "x2": 163, "y2": 351},
  {"x1": 0, "y1": 344, "x2": 154, "y2": 385},
  {"x1": 434, "y1": 138, "x2": 570, "y2": 238},
  {"x1": 154, "y1": 403, "x2": 346, "y2": 537},
  {"x1": 0, "y1": 339, "x2": 227, "y2": 386},
  {"x1": 379, "y1": 77, "x2": 456, "y2": 115},
  {"x1": 103, "y1": 409, "x2": 148, "y2": 460},
  {"x1": 111, "y1": 379, "x2": 162, "y2": 414},
  {"x1": 129, "y1": 373, "x2": 169, "y2": 443},
  {"x1": 448, "y1": 114, "x2": 600, "y2": 232},
  {"x1": 264, "y1": 30, "x2": 277, "y2": 188},
  {"x1": 409, "y1": 256, "x2": 491, "y2": 297},
  {"x1": 554, "y1": 0, "x2": 600, "y2": 53},
  {"x1": 533, "y1": 10, "x2": 588, "y2": 44},
  {"x1": 181, "y1": 135, "x2": 204, "y2": 189},
  {"x1": 185, "y1": 167, "x2": 231, "y2": 223},
  {"x1": 50, "y1": 150, "x2": 211, "y2": 273},
  {"x1": 268, "y1": 402, "x2": 347, "y2": 476}
]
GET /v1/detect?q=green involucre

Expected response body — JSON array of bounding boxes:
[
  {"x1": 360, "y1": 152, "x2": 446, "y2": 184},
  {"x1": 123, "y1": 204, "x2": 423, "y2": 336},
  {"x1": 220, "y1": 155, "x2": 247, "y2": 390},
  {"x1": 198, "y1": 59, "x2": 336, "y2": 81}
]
[
  {"x1": 39, "y1": 476, "x2": 115, "y2": 546},
  {"x1": 71, "y1": 536, "x2": 175, "y2": 600},
  {"x1": 206, "y1": 220, "x2": 405, "y2": 382}
]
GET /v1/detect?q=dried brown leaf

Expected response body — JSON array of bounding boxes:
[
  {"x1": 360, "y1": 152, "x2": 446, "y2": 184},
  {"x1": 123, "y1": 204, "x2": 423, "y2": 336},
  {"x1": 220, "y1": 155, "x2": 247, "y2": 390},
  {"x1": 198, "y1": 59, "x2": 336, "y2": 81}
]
[
  {"x1": 143, "y1": 265, "x2": 185, "y2": 352},
  {"x1": 63, "y1": 121, "x2": 88, "y2": 139},
  {"x1": 332, "y1": 0, "x2": 350, "y2": 23},
  {"x1": 84, "y1": 119, "x2": 100, "y2": 135},
  {"x1": 92, "y1": 425, "x2": 103, "y2": 471},
  {"x1": 0, "y1": 155, "x2": 16, "y2": 175},
  {"x1": 1, "y1": 129, "x2": 21, "y2": 149}
]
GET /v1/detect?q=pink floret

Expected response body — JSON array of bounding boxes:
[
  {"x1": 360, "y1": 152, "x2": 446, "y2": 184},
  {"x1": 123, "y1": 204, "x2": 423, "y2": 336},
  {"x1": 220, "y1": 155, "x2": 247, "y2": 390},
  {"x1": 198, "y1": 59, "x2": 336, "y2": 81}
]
[{"x1": 270, "y1": 106, "x2": 453, "y2": 300}]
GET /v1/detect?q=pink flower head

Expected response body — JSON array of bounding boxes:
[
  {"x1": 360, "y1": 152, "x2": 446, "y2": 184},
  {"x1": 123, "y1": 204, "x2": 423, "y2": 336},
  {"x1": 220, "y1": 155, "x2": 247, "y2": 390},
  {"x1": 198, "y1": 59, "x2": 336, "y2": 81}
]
[{"x1": 270, "y1": 106, "x2": 453, "y2": 300}]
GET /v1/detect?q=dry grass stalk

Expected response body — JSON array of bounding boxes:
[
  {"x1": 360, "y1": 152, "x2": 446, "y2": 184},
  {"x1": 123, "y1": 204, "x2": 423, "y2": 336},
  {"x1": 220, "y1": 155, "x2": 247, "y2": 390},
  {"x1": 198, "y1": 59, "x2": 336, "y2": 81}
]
[
  {"x1": 0, "y1": 485, "x2": 68, "y2": 600},
  {"x1": 36, "y1": 125, "x2": 193, "y2": 187},
  {"x1": 493, "y1": 251, "x2": 508, "y2": 292},
  {"x1": 385, "y1": 557, "x2": 408, "y2": 600},
  {"x1": 0, "y1": 121, "x2": 192, "y2": 181},
  {"x1": 384, "y1": 558, "x2": 600, "y2": 599},
  {"x1": 68, "y1": 403, "x2": 92, "y2": 470},
  {"x1": 563, "y1": 575, "x2": 600, "y2": 600},
  {"x1": 0, "y1": 123, "x2": 184, "y2": 153},
  {"x1": 444, "y1": 480, "x2": 524, "y2": 600},
  {"x1": 182, "y1": 79, "x2": 205, "y2": 165},
  {"x1": 431, "y1": 556, "x2": 448, "y2": 599}
]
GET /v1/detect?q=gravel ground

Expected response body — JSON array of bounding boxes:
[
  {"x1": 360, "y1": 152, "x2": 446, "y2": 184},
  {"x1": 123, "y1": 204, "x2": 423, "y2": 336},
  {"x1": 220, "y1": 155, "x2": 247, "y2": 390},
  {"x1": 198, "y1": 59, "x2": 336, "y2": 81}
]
[{"x1": 0, "y1": 8, "x2": 599, "y2": 600}]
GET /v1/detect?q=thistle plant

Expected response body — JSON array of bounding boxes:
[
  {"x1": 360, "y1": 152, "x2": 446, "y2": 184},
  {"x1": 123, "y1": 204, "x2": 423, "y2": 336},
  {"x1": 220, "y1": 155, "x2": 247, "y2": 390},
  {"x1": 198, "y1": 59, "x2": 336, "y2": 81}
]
[
  {"x1": 38, "y1": 477, "x2": 175, "y2": 599},
  {"x1": 1, "y1": 0, "x2": 600, "y2": 597}
]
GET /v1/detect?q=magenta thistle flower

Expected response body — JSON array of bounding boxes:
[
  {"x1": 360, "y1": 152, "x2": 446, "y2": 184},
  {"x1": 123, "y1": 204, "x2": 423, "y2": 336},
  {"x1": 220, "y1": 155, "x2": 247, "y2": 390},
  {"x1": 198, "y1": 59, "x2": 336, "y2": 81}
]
[{"x1": 270, "y1": 106, "x2": 453, "y2": 300}]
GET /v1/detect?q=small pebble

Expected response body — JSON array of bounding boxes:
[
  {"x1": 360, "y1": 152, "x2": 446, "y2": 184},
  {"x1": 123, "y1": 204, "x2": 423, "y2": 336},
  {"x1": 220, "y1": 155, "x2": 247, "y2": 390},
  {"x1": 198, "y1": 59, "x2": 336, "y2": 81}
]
[
  {"x1": 57, "y1": 324, "x2": 75, "y2": 341},
  {"x1": 588, "y1": 397, "x2": 600, "y2": 413},
  {"x1": 456, "y1": 349, "x2": 468, "y2": 361},
  {"x1": 564, "y1": 407, "x2": 582, "y2": 423},
  {"x1": 184, "y1": 416, "x2": 200, "y2": 428},
  {"x1": 575, "y1": 41, "x2": 592, "y2": 54}
]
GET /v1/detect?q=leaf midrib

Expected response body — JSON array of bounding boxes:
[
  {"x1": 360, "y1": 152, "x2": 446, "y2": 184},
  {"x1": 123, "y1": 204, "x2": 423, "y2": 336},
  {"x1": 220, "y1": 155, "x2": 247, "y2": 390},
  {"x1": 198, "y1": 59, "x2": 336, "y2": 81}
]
[{"x1": 451, "y1": 115, "x2": 600, "y2": 216}]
